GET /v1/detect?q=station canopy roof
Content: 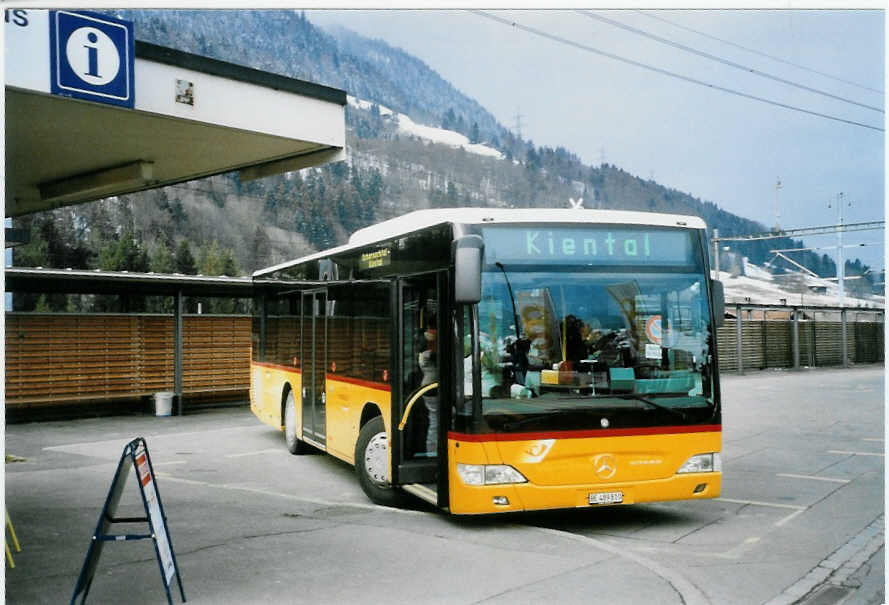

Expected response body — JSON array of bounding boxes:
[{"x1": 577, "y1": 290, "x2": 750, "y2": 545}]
[
  {"x1": 5, "y1": 10, "x2": 347, "y2": 217},
  {"x1": 6, "y1": 267, "x2": 254, "y2": 298}
]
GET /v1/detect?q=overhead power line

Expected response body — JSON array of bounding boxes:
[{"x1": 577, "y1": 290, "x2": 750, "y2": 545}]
[
  {"x1": 771, "y1": 243, "x2": 883, "y2": 252},
  {"x1": 579, "y1": 10, "x2": 883, "y2": 114},
  {"x1": 635, "y1": 10, "x2": 884, "y2": 96},
  {"x1": 714, "y1": 220, "x2": 885, "y2": 242},
  {"x1": 470, "y1": 10, "x2": 884, "y2": 133}
]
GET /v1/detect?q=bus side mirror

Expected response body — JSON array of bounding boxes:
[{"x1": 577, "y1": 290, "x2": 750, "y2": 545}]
[
  {"x1": 453, "y1": 235, "x2": 484, "y2": 304},
  {"x1": 711, "y1": 279, "x2": 725, "y2": 327}
]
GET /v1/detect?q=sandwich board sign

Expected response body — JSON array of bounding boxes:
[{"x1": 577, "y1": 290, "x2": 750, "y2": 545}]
[{"x1": 71, "y1": 437, "x2": 186, "y2": 604}]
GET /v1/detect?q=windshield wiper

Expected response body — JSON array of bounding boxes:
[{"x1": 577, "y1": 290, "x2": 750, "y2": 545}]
[
  {"x1": 612, "y1": 394, "x2": 687, "y2": 421},
  {"x1": 497, "y1": 394, "x2": 687, "y2": 430},
  {"x1": 494, "y1": 262, "x2": 521, "y2": 341},
  {"x1": 499, "y1": 408, "x2": 567, "y2": 431}
]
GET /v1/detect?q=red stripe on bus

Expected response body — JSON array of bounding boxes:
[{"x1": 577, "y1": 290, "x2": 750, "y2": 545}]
[
  {"x1": 448, "y1": 424, "x2": 722, "y2": 442},
  {"x1": 326, "y1": 374, "x2": 392, "y2": 392},
  {"x1": 252, "y1": 361, "x2": 301, "y2": 373}
]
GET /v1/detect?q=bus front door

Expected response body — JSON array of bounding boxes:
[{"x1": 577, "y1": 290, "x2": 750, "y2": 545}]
[
  {"x1": 301, "y1": 289, "x2": 327, "y2": 448},
  {"x1": 394, "y1": 273, "x2": 443, "y2": 503}
]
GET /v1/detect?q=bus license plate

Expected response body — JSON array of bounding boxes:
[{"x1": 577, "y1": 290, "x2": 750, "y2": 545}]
[{"x1": 589, "y1": 491, "x2": 623, "y2": 505}]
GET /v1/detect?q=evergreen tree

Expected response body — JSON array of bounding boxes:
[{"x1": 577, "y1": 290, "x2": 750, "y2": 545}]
[
  {"x1": 97, "y1": 229, "x2": 149, "y2": 272},
  {"x1": 248, "y1": 226, "x2": 272, "y2": 272},
  {"x1": 446, "y1": 181, "x2": 459, "y2": 207},
  {"x1": 219, "y1": 247, "x2": 239, "y2": 277},
  {"x1": 470, "y1": 122, "x2": 480, "y2": 144},
  {"x1": 442, "y1": 108, "x2": 456, "y2": 130},
  {"x1": 198, "y1": 240, "x2": 223, "y2": 276},
  {"x1": 146, "y1": 242, "x2": 176, "y2": 313},
  {"x1": 175, "y1": 241, "x2": 197, "y2": 275},
  {"x1": 13, "y1": 218, "x2": 50, "y2": 268},
  {"x1": 149, "y1": 240, "x2": 175, "y2": 273}
]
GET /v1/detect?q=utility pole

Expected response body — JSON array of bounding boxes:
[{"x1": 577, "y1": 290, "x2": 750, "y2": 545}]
[
  {"x1": 713, "y1": 228, "x2": 720, "y2": 276},
  {"x1": 774, "y1": 178, "x2": 782, "y2": 231},
  {"x1": 829, "y1": 192, "x2": 849, "y2": 306}
]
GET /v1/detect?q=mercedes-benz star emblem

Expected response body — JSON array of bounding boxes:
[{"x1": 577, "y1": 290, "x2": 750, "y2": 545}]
[{"x1": 593, "y1": 454, "x2": 617, "y2": 479}]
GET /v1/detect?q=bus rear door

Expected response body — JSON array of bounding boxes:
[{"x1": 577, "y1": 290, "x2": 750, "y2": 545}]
[{"x1": 300, "y1": 289, "x2": 327, "y2": 448}]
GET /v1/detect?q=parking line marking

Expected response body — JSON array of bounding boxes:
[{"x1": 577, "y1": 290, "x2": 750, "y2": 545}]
[
  {"x1": 717, "y1": 535, "x2": 763, "y2": 560},
  {"x1": 155, "y1": 473, "x2": 429, "y2": 516},
  {"x1": 152, "y1": 460, "x2": 188, "y2": 466},
  {"x1": 535, "y1": 528, "x2": 710, "y2": 605},
  {"x1": 719, "y1": 497, "x2": 809, "y2": 527},
  {"x1": 776, "y1": 473, "x2": 850, "y2": 484},
  {"x1": 862, "y1": 438, "x2": 884, "y2": 442},
  {"x1": 716, "y1": 497, "x2": 806, "y2": 511},
  {"x1": 774, "y1": 508, "x2": 807, "y2": 527},
  {"x1": 224, "y1": 449, "x2": 282, "y2": 458},
  {"x1": 42, "y1": 425, "x2": 259, "y2": 452},
  {"x1": 828, "y1": 450, "x2": 884, "y2": 457}
]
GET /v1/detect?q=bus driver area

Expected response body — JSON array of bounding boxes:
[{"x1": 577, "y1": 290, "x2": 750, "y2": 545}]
[{"x1": 250, "y1": 208, "x2": 724, "y2": 515}]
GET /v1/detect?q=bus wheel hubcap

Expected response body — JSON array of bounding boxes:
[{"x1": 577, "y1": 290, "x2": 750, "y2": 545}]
[{"x1": 364, "y1": 433, "x2": 388, "y2": 486}]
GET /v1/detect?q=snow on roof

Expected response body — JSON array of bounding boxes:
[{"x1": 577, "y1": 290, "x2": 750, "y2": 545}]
[{"x1": 349, "y1": 208, "x2": 706, "y2": 246}]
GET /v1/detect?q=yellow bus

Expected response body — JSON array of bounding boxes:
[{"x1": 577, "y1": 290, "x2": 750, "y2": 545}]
[{"x1": 250, "y1": 209, "x2": 725, "y2": 514}]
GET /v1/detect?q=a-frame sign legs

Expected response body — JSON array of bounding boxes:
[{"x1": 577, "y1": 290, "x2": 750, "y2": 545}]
[{"x1": 71, "y1": 437, "x2": 186, "y2": 604}]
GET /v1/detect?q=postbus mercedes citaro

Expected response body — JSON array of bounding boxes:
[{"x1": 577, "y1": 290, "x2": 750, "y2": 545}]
[{"x1": 250, "y1": 208, "x2": 724, "y2": 514}]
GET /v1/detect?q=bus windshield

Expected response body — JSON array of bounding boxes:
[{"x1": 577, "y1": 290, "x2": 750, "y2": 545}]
[{"x1": 463, "y1": 225, "x2": 718, "y2": 434}]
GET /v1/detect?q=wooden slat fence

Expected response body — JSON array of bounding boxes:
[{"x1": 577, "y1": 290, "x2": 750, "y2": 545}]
[
  {"x1": 717, "y1": 318, "x2": 883, "y2": 372},
  {"x1": 6, "y1": 313, "x2": 250, "y2": 409}
]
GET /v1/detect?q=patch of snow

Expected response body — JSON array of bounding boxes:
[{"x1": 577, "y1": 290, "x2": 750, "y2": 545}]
[
  {"x1": 348, "y1": 95, "x2": 504, "y2": 160},
  {"x1": 348, "y1": 96, "x2": 395, "y2": 118},
  {"x1": 713, "y1": 264, "x2": 883, "y2": 309},
  {"x1": 742, "y1": 259, "x2": 773, "y2": 281}
]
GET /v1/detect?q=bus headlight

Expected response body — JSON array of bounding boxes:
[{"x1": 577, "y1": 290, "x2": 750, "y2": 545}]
[
  {"x1": 677, "y1": 453, "x2": 722, "y2": 474},
  {"x1": 457, "y1": 464, "x2": 528, "y2": 485}
]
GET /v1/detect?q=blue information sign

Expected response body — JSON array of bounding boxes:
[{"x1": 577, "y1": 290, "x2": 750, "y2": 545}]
[{"x1": 49, "y1": 10, "x2": 135, "y2": 108}]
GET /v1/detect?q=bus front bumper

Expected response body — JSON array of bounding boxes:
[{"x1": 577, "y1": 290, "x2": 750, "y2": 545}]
[{"x1": 448, "y1": 471, "x2": 722, "y2": 515}]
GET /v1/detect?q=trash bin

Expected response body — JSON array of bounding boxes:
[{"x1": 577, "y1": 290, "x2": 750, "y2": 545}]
[{"x1": 154, "y1": 392, "x2": 174, "y2": 417}]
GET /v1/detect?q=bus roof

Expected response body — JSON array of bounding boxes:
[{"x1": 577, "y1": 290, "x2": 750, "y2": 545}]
[
  {"x1": 349, "y1": 208, "x2": 706, "y2": 247},
  {"x1": 254, "y1": 208, "x2": 707, "y2": 278}
]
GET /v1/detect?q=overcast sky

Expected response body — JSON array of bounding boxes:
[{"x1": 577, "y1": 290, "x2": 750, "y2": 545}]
[{"x1": 307, "y1": 9, "x2": 885, "y2": 271}]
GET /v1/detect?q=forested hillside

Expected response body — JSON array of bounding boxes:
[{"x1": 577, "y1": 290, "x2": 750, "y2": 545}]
[{"x1": 13, "y1": 9, "x2": 876, "y2": 311}]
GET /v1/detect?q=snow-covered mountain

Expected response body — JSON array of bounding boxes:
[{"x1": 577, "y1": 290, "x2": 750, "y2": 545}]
[
  {"x1": 348, "y1": 96, "x2": 503, "y2": 160},
  {"x1": 717, "y1": 259, "x2": 882, "y2": 309}
]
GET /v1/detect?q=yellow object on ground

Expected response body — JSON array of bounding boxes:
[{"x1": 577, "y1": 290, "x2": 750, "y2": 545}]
[{"x1": 6, "y1": 510, "x2": 21, "y2": 568}]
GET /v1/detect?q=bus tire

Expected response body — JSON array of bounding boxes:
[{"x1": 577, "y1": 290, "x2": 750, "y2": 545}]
[
  {"x1": 355, "y1": 416, "x2": 402, "y2": 507},
  {"x1": 284, "y1": 391, "x2": 310, "y2": 455}
]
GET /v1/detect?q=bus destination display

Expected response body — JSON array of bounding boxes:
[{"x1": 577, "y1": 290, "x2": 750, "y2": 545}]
[
  {"x1": 358, "y1": 247, "x2": 391, "y2": 270},
  {"x1": 483, "y1": 226, "x2": 694, "y2": 266}
]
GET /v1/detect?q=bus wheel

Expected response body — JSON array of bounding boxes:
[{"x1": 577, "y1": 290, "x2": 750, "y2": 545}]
[
  {"x1": 355, "y1": 417, "x2": 402, "y2": 507},
  {"x1": 284, "y1": 391, "x2": 310, "y2": 455}
]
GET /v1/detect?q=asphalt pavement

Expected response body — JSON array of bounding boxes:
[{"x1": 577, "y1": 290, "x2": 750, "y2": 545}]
[{"x1": 4, "y1": 365, "x2": 884, "y2": 604}]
